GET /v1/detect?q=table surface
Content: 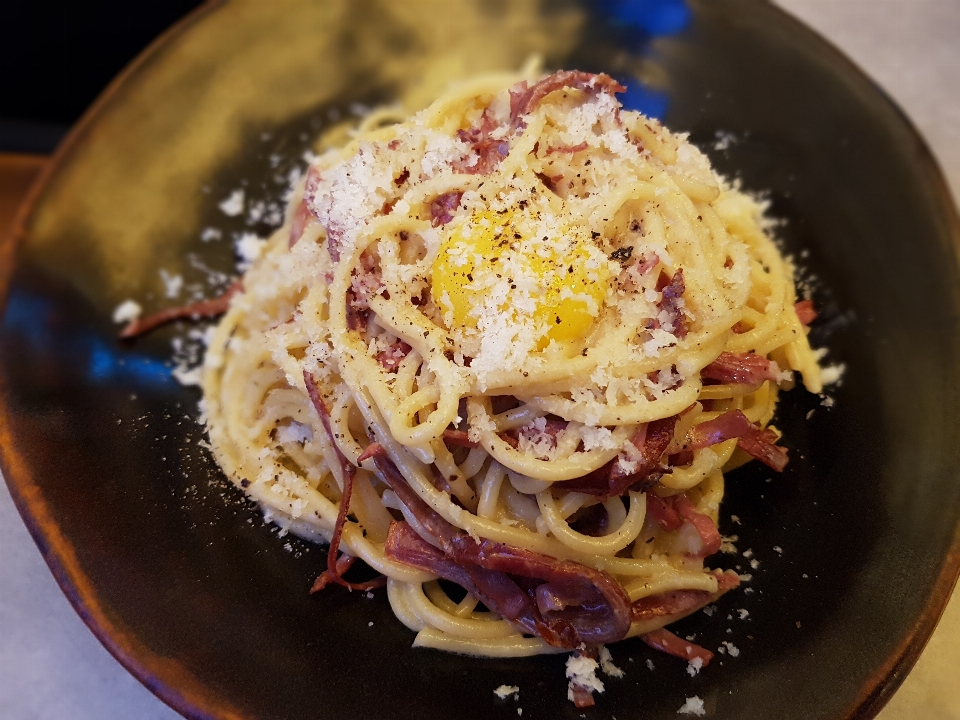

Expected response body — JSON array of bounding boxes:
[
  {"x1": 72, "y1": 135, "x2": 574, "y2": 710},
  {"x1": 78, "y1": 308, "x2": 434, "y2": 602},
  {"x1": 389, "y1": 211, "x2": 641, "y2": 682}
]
[{"x1": 1, "y1": 1, "x2": 959, "y2": 718}]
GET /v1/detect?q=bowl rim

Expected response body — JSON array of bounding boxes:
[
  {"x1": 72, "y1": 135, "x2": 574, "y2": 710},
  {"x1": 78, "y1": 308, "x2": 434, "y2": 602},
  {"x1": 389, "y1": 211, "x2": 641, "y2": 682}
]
[{"x1": 1, "y1": 2, "x2": 959, "y2": 719}]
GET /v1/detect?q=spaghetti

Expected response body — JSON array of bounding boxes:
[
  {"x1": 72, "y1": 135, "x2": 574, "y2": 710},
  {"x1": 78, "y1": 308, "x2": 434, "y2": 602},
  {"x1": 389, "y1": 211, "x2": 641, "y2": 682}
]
[{"x1": 201, "y1": 68, "x2": 822, "y2": 699}]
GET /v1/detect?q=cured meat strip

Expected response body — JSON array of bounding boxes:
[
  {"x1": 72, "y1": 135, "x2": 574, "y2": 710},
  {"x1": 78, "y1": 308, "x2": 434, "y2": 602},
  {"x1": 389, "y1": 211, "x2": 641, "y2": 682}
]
[
  {"x1": 633, "y1": 570, "x2": 739, "y2": 624},
  {"x1": 795, "y1": 299, "x2": 817, "y2": 326},
  {"x1": 546, "y1": 141, "x2": 589, "y2": 155},
  {"x1": 376, "y1": 341, "x2": 411, "y2": 372},
  {"x1": 637, "y1": 572, "x2": 739, "y2": 665},
  {"x1": 119, "y1": 279, "x2": 243, "y2": 338},
  {"x1": 657, "y1": 269, "x2": 687, "y2": 338},
  {"x1": 429, "y1": 191, "x2": 463, "y2": 226},
  {"x1": 607, "y1": 416, "x2": 677, "y2": 495},
  {"x1": 569, "y1": 683, "x2": 596, "y2": 709},
  {"x1": 645, "y1": 493, "x2": 721, "y2": 557},
  {"x1": 736, "y1": 426, "x2": 789, "y2": 472},
  {"x1": 453, "y1": 107, "x2": 510, "y2": 176},
  {"x1": 386, "y1": 521, "x2": 542, "y2": 630},
  {"x1": 558, "y1": 416, "x2": 677, "y2": 499},
  {"x1": 646, "y1": 493, "x2": 683, "y2": 531},
  {"x1": 509, "y1": 70, "x2": 625, "y2": 125},
  {"x1": 441, "y1": 429, "x2": 479, "y2": 448},
  {"x1": 364, "y1": 443, "x2": 632, "y2": 647},
  {"x1": 685, "y1": 410, "x2": 756, "y2": 450},
  {"x1": 304, "y1": 372, "x2": 386, "y2": 591},
  {"x1": 311, "y1": 553, "x2": 357, "y2": 592},
  {"x1": 642, "y1": 628, "x2": 714, "y2": 665},
  {"x1": 686, "y1": 409, "x2": 789, "y2": 471},
  {"x1": 673, "y1": 494, "x2": 721, "y2": 557},
  {"x1": 289, "y1": 165, "x2": 322, "y2": 248},
  {"x1": 701, "y1": 351, "x2": 778, "y2": 385},
  {"x1": 633, "y1": 590, "x2": 712, "y2": 624}
]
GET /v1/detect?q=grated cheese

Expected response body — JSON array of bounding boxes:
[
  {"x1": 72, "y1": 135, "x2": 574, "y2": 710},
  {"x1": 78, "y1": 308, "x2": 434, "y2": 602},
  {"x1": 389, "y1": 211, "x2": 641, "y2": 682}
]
[
  {"x1": 598, "y1": 646, "x2": 625, "y2": 678},
  {"x1": 677, "y1": 696, "x2": 706, "y2": 716},
  {"x1": 219, "y1": 189, "x2": 245, "y2": 217},
  {"x1": 112, "y1": 299, "x2": 142, "y2": 324},
  {"x1": 159, "y1": 269, "x2": 183, "y2": 299},
  {"x1": 566, "y1": 654, "x2": 604, "y2": 702}
]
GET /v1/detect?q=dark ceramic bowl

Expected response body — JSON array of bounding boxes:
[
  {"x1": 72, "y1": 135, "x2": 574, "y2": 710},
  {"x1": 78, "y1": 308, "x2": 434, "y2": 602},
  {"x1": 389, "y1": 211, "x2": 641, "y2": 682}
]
[{"x1": 2, "y1": 1, "x2": 960, "y2": 719}]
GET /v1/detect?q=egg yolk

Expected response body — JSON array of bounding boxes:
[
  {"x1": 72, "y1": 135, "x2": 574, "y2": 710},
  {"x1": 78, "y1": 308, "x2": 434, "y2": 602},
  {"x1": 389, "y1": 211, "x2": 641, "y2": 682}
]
[{"x1": 432, "y1": 211, "x2": 607, "y2": 348}]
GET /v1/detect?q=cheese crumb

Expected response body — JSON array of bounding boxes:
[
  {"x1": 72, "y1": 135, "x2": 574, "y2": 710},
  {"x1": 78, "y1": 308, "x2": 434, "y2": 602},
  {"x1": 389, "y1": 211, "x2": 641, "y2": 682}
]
[
  {"x1": 580, "y1": 425, "x2": 619, "y2": 452},
  {"x1": 685, "y1": 657, "x2": 704, "y2": 676},
  {"x1": 112, "y1": 299, "x2": 142, "y2": 324},
  {"x1": 721, "y1": 641, "x2": 740, "y2": 657},
  {"x1": 172, "y1": 363, "x2": 202, "y2": 387},
  {"x1": 159, "y1": 269, "x2": 183, "y2": 299},
  {"x1": 494, "y1": 685, "x2": 520, "y2": 700},
  {"x1": 235, "y1": 232, "x2": 266, "y2": 268},
  {"x1": 219, "y1": 189, "x2": 245, "y2": 216},
  {"x1": 820, "y1": 363, "x2": 845, "y2": 386},
  {"x1": 566, "y1": 654, "x2": 604, "y2": 702},
  {"x1": 677, "y1": 696, "x2": 705, "y2": 716},
  {"x1": 200, "y1": 227, "x2": 222, "y2": 242},
  {"x1": 276, "y1": 421, "x2": 313, "y2": 445},
  {"x1": 720, "y1": 534, "x2": 738, "y2": 554},
  {"x1": 598, "y1": 646, "x2": 624, "y2": 678}
]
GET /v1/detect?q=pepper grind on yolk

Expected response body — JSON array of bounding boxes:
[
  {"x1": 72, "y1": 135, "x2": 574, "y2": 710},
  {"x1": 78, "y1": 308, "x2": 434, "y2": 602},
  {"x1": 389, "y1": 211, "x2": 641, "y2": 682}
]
[{"x1": 432, "y1": 209, "x2": 609, "y2": 349}]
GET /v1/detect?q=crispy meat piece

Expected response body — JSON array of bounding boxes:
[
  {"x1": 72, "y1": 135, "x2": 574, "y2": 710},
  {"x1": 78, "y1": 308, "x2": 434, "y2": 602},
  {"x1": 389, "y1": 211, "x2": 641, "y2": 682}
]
[{"x1": 119, "y1": 279, "x2": 243, "y2": 339}]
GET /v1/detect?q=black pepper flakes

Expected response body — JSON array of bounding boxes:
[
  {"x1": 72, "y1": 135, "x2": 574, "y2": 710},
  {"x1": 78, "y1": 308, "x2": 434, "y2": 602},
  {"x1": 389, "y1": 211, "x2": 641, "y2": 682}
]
[{"x1": 610, "y1": 246, "x2": 634, "y2": 265}]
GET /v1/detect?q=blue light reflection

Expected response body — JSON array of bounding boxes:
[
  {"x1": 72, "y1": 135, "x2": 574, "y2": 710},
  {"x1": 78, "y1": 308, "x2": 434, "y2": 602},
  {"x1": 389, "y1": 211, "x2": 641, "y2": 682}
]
[
  {"x1": 2, "y1": 289, "x2": 178, "y2": 392},
  {"x1": 618, "y1": 83, "x2": 669, "y2": 120},
  {"x1": 596, "y1": 0, "x2": 691, "y2": 120},
  {"x1": 600, "y1": 0, "x2": 691, "y2": 35}
]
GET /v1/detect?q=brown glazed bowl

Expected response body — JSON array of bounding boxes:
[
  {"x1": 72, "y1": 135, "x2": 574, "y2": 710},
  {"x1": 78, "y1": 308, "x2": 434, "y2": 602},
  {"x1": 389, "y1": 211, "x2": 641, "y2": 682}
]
[{"x1": 2, "y1": 1, "x2": 959, "y2": 718}]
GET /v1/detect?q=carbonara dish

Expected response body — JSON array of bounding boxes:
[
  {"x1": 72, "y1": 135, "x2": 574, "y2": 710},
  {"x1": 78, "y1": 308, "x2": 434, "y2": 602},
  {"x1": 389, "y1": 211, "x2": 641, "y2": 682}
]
[{"x1": 198, "y1": 68, "x2": 822, "y2": 704}]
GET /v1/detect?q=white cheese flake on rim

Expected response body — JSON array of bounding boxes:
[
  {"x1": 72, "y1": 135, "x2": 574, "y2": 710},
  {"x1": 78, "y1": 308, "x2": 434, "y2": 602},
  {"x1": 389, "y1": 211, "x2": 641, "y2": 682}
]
[
  {"x1": 721, "y1": 641, "x2": 740, "y2": 657},
  {"x1": 566, "y1": 654, "x2": 604, "y2": 702},
  {"x1": 159, "y1": 269, "x2": 183, "y2": 299},
  {"x1": 235, "y1": 232, "x2": 267, "y2": 268},
  {"x1": 218, "y1": 189, "x2": 245, "y2": 217},
  {"x1": 677, "y1": 696, "x2": 706, "y2": 716},
  {"x1": 820, "y1": 363, "x2": 846, "y2": 386},
  {"x1": 598, "y1": 646, "x2": 624, "y2": 678},
  {"x1": 112, "y1": 299, "x2": 142, "y2": 324},
  {"x1": 172, "y1": 363, "x2": 202, "y2": 387},
  {"x1": 200, "y1": 227, "x2": 222, "y2": 242}
]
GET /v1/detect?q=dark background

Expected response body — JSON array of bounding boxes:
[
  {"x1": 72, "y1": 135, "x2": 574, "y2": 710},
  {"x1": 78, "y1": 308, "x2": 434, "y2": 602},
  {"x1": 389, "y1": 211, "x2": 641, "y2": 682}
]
[{"x1": 0, "y1": 0, "x2": 203, "y2": 153}]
